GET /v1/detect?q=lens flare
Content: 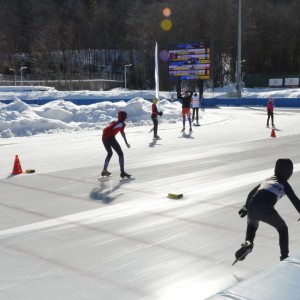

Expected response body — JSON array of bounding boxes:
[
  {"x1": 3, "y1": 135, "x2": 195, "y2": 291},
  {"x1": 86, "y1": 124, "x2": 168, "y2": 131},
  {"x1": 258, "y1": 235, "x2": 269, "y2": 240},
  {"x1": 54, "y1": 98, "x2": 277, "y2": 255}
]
[
  {"x1": 160, "y1": 50, "x2": 169, "y2": 61},
  {"x1": 161, "y1": 19, "x2": 172, "y2": 31},
  {"x1": 162, "y1": 7, "x2": 171, "y2": 17}
]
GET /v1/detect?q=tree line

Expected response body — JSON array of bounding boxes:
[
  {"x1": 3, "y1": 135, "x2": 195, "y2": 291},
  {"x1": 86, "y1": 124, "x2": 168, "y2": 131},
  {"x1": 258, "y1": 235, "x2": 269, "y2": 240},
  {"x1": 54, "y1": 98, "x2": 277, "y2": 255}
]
[{"x1": 0, "y1": 0, "x2": 299, "y2": 90}]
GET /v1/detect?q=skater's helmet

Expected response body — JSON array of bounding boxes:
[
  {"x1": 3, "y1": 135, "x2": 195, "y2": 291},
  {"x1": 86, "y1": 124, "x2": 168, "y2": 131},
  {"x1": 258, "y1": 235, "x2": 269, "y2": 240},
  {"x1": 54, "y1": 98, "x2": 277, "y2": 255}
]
[
  {"x1": 153, "y1": 97, "x2": 158, "y2": 104},
  {"x1": 118, "y1": 110, "x2": 127, "y2": 121},
  {"x1": 269, "y1": 96, "x2": 274, "y2": 102},
  {"x1": 275, "y1": 158, "x2": 293, "y2": 180}
]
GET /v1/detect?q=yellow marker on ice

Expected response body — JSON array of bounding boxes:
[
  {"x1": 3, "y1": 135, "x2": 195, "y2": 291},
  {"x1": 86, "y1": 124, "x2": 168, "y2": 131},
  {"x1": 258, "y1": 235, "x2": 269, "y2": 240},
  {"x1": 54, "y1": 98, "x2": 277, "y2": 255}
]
[{"x1": 168, "y1": 193, "x2": 183, "y2": 199}]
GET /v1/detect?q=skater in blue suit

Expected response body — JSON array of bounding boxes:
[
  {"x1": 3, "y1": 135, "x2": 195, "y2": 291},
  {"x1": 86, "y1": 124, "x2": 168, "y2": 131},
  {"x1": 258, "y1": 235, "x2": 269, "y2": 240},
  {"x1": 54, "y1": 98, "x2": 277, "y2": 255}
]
[{"x1": 235, "y1": 158, "x2": 300, "y2": 263}]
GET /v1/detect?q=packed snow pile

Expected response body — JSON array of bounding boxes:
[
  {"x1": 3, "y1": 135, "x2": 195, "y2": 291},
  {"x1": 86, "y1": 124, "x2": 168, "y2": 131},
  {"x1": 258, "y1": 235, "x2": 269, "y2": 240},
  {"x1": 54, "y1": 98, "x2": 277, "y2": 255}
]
[
  {"x1": 0, "y1": 97, "x2": 182, "y2": 138},
  {"x1": 1, "y1": 86, "x2": 300, "y2": 138}
]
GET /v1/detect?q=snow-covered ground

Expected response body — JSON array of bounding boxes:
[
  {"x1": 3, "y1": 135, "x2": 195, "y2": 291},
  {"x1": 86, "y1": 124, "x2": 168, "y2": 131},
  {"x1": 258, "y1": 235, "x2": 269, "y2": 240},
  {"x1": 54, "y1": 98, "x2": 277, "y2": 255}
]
[
  {"x1": 1, "y1": 86, "x2": 300, "y2": 139},
  {"x1": 1, "y1": 87, "x2": 300, "y2": 299}
]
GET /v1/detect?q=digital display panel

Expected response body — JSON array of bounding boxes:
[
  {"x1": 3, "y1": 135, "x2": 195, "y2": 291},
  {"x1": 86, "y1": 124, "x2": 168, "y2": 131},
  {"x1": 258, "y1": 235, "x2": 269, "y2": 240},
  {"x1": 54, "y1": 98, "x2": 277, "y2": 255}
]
[{"x1": 168, "y1": 41, "x2": 211, "y2": 80}]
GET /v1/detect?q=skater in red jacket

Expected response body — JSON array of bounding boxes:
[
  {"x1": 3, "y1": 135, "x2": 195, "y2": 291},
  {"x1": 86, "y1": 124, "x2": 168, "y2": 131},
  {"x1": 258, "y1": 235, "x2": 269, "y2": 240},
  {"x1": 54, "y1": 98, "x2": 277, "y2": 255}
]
[
  {"x1": 101, "y1": 110, "x2": 131, "y2": 179},
  {"x1": 234, "y1": 158, "x2": 300, "y2": 264},
  {"x1": 266, "y1": 97, "x2": 275, "y2": 128}
]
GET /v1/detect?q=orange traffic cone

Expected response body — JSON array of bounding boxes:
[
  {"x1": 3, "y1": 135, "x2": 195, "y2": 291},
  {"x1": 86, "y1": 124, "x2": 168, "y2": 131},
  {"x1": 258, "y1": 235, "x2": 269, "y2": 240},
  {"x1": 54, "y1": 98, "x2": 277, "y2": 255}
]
[
  {"x1": 12, "y1": 155, "x2": 23, "y2": 175},
  {"x1": 270, "y1": 128, "x2": 276, "y2": 138}
]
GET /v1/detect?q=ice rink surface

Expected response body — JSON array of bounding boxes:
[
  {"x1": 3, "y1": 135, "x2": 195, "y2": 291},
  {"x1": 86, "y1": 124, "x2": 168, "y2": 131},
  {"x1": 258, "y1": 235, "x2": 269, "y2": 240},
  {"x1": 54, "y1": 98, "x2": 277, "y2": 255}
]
[{"x1": 1, "y1": 107, "x2": 300, "y2": 299}]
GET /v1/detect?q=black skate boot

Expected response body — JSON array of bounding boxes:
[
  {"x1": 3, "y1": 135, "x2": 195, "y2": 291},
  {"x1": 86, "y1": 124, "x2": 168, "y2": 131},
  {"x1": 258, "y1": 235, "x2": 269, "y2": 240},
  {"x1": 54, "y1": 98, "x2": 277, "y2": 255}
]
[
  {"x1": 120, "y1": 171, "x2": 132, "y2": 179},
  {"x1": 101, "y1": 170, "x2": 111, "y2": 177},
  {"x1": 232, "y1": 241, "x2": 253, "y2": 265},
  {"x1": 280, "y1": 254, "x2": 289, "y2": 261},
  {"x1": 98, "y1": 170, "x2": 112, "y2": 181}
]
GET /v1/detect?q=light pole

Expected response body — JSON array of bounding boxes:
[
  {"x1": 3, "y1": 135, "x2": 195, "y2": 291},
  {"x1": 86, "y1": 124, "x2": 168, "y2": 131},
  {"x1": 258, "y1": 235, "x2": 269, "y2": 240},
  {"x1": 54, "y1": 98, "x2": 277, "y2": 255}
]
[
  {"x1": 236, "y1": 0, "x2": 242, "y2": 98},
  {"x1": 236, "y1": 59, "x2": 246, "y2": 88},
  {"x1": 9, "y1": 68, "x2": 16, "y2": 86},
  {"x1": 20, "y1": 67, "x2": 27, "y2": 85},
  {"x1": 124, "y1": 64, "x2": 132, "y2": 89}
]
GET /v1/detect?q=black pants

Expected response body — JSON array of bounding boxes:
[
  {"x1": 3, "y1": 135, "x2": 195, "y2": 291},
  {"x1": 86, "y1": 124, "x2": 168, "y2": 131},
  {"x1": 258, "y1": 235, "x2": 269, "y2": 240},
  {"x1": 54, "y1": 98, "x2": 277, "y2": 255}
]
[
  {"x1": 151, "y1": 115, "x2": 158, "y2": 136},
  {"x1": 246, "y1": 209, "x2": 289, "y2": 258},
  {"x1": 192, "y1": 108, "x2": 199, "y2": 122},
  {"x1": 102, "y1": 136, "x2": 124, "y2": 173},
  {"x1": 267, "y1": 109, "x2": 274, "y2": 126}
]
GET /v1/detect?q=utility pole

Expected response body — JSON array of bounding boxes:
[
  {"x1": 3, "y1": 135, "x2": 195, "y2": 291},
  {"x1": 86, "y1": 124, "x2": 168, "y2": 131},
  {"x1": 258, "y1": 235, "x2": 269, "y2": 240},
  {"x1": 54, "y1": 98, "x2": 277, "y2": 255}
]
[
  {"x1": 237, "y1": 0, "x2": 242, "y2": 98},
  {"x1": 124, "y1": 64, "x2": 132, "y2": 89},
  {"x1": 9, "y1": 68, "x2": 16, "y2": 86}
]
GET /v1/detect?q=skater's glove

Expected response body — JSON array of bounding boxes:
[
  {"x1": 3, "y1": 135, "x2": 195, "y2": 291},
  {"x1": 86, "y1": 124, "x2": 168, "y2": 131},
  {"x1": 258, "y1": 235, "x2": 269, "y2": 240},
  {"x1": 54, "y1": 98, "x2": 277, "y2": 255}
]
[
  {"x1": 159, "y1": 112, "x2": 163, "y2": 116},
  {"x1": 238, "y1": 206, "x2": 247, "y2": 218}
]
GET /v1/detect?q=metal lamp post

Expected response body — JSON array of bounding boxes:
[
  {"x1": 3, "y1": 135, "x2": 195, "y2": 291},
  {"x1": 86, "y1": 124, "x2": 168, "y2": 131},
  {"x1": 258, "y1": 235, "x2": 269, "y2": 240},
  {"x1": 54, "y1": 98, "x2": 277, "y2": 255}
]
[
  {"x1": 124, "y1": 64, "x2": 132, "y2": 89},
  {"x1": 236, "y1": 59, "x2": 246, "y2": 91},
  {"x1": 9, "y1": 68, "x2": 16, "y2": 86},
  {"x1": 20, "y1": 67, "x2": 27, "y2": 85},
  {"x1": 237, "y1": 0, "x2": 242, "y2": 98}
]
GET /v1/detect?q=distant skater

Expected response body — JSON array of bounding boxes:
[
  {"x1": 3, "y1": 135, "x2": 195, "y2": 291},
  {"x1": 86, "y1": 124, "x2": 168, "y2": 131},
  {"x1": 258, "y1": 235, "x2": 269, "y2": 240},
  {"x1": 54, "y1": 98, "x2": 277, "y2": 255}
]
[
  {"x1": 151, "y1": 97, "x2": 163, "y2": 139},
  {"x1": 201, "y1": 96, "x2": 205, "y2": 112},
  {"x1": 235, "y1": 158, "x2": 300, "y2": 263},
  {"x1": 266, "y1": 97, "x2": 275, "y2": 128},
  {"x1": 101, "y1": 110, "x2": 131, "y2": 179},
  {"x1": 191, "y1": 92, "x2": 201, "y2": 125},
  {"x1": 180, "y1": 90, "x2": 192, "y2": 132}
]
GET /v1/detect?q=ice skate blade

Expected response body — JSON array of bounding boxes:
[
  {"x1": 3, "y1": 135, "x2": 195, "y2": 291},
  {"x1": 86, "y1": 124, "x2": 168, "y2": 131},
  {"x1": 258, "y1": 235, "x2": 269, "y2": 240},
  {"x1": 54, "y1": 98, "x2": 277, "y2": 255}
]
[
  {"x1": 98, "y1": 175, "x2": 112, "y2": 181},
  {"x1": 120, "y1": 176, "x2": 135, "y2": 182},
  {"x1": 232, "y1": 248, "x2": 252, "y2": 265}
]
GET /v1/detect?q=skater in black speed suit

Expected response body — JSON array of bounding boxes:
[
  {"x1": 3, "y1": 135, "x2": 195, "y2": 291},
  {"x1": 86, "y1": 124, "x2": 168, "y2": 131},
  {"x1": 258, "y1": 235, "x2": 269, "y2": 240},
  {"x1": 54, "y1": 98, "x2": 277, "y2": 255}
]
[
  {"x1": 237, "y1": 158, "x2": 300, "y2": 261},
  {"x1": 151, "y1": 97, "x2": 163, "y2": 139}
]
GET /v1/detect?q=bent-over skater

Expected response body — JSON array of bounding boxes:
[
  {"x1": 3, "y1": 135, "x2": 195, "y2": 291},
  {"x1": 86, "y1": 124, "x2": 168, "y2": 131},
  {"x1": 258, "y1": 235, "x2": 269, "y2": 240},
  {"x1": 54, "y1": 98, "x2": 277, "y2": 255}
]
[
  {"x1": 101, "y1": 110, "x2": 131, "y2": 178},
  {"x1": 236, "y1": 158, "x2": 300, "y2": 263}
]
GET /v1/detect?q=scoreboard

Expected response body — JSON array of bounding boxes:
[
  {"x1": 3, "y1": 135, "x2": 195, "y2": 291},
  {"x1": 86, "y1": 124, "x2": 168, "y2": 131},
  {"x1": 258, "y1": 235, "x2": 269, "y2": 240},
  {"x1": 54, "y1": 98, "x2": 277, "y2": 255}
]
[{"x1": 168, "y1": 41, "x2": 211, "y2": 80}]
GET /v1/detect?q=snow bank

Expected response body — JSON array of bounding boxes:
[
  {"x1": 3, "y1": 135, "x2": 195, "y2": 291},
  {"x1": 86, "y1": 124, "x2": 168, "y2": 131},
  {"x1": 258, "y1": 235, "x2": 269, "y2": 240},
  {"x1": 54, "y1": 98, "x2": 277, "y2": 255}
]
[
  {"x1": 0, "y1": 97, "x2": 182, "y2": 138},
  {"x1": 1, "y1": 86, "x2": 300, "y2": 138}
]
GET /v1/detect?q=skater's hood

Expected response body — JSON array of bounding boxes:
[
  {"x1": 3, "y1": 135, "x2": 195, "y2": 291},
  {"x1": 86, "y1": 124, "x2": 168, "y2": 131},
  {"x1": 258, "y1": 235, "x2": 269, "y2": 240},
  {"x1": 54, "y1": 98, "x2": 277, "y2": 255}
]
[
  {"x1": 118, "y1": 110, "x2": 127, "y2": 121},
  {"x1": 275, "y1": 158, "x2": 293, "y2": 180}
]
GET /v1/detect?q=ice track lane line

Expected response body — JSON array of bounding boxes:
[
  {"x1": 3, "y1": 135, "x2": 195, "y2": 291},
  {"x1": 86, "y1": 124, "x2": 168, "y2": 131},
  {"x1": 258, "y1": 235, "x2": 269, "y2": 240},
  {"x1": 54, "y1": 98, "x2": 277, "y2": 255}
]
[{"x1": 1, "y1": 164, "x2": 300, "y2": 238}]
